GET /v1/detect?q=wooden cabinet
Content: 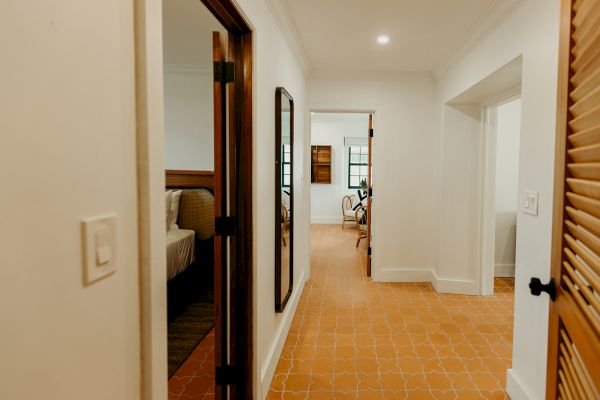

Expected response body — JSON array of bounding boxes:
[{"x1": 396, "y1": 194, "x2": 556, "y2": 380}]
[{"x1": 311, "y1": 145, "x2": 332, "y2": 184}]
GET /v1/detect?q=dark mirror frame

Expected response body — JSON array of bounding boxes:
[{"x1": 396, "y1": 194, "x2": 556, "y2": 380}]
[{"x1": 275, "y1": 87, "x2": 294, "y2": 313}]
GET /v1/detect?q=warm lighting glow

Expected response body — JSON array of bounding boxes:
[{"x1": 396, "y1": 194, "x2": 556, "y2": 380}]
[{"x1": 377, "y1": 35, "x2": 390, "y2": 44}]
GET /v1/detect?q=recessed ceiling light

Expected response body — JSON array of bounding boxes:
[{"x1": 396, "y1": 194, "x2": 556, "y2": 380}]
[{"x1": 377, "y1": 35, "x2": 390, "y2": 44}]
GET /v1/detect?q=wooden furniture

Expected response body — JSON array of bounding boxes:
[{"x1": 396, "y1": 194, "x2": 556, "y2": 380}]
[
  {"x1": 311, "y1": 145, "x2": 332, "y2": 183},
  {"x1": 355, "y1": 206, "x2": 368, "y2": 247},
  {"x1": 545, "y1": 0, "x2": 600, "y2": 398},
  {"x1": 165, "y1": 170, "x2": 214, "y2": 192},
  {"x1": 275, "y1": 87, "x2": 294, "y2": 313},
  {"x1": 341, "y1": 195, "x2": 356, "y2": 229}
]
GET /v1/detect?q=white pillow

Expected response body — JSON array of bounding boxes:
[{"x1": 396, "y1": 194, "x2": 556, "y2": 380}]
[
  {"x1": 168, "y1": 190, "x2": 182, "y2": 231},
  {"x1": 165, "y1": 190, "x2": 173, "y2": 232}
]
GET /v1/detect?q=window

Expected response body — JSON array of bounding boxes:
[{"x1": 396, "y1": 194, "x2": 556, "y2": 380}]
[
  {"x1": 282, "y1": 144, "x2": 291, "y2": 187},
  {"x1": 347, "y1": 146, "x2": 368, "y2": 189}
]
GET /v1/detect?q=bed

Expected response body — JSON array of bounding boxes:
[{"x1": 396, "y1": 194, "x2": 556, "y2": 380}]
[
  {"x1": 166, "y1": 228, "x2": 196, "y2": 280},
  {"x1": 165, "y1": 186, "x2": 215, "y2": 281}
]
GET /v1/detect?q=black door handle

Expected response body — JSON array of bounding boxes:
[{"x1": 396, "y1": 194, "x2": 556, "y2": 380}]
[{"x1": 529, "y1": 277, "x2": 556, "y2": 301}]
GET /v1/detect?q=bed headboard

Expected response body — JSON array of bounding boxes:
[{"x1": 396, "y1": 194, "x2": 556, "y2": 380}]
[{"x1": 165, "y1": 170, "x2": 214, "y2": 192}]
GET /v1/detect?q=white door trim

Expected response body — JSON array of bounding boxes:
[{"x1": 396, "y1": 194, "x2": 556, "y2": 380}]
[
  {"x1": 479, "y1": 89, "x2": 521, "y2": 295},
  {"x1": 134, "y1": 0, "x2": 168, "y2": 399}
]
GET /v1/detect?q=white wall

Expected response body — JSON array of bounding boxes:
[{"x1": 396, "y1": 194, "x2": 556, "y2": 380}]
[
  {"x1": 494, "y1": 98, "x2": 521, "y2": 276},
  {"x1": 163, "y1": 66, "x2": 214, "y2": 170},
  {"x1": 310, "y1": 113, "x2": 369, "y2": 224},
  {"x1": 0, "y1": 1, "x2": 141, "y2": 399},
  {"x1": 240, "y1": 2, "x2": 309, "y2": 397},
  {"x1": 435, "y1": 0, "x2": 560, "y2": 398},
  {"x1": 307, "y1": 74, "x2": 438, "y2": 283}
]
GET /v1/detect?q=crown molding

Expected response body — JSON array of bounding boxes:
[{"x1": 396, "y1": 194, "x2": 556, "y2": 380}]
[
  {"x1": 309, "y1": 69, "x2": 433, "y2": 82},
  {"x1": 265, "y1": 0, "x2": 312, "y2": 75},
  {"x1": 163, "y1": 64, "x2": 212, "y2": 75},
  {"x1": 433, "y1": 0, "x2": 527, "y2": 79}
]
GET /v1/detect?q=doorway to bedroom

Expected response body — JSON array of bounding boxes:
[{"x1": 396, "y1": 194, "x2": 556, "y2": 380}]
[
  {"x1": 162, "y1": 0, "x2": 222, "y2": 396},
  {"x1": 159, "y1": 0, "x2": 253, "y2": 399},
  {"x1": 309, "y1": 111, "x2": 374, "y2": 277}
]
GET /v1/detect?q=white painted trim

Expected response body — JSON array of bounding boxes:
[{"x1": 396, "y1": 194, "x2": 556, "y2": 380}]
[
  {"x1": 134, "y1": 0, "x2": 169, "y2": 399},
  {"x1": 163, "y1": 64, "x2": 211, "y2": 75},
  {"x1": 506, "y1": 369, "x2": 535, "y2": 400},
  {"x1": 481, "y1": 105, "x2": 498, "y2": 296},
  {"x1": 432, "y1": 270, "x2": 479, "y2": 295},
  {"x1": 482, "y1": 85, "x2": 522, "y2": 108},
  {"x1": 480, "y1": 91, "x2": 521, "y2": 295},
  {"x1": 260, "y1": 270, "x2": 308, "y2": 400},
  {"x1": 311, "y1": 216, "x2": 342, "y2": 224},
  {"x1": 309, "y1": 69, "x2": 432, "y2": 81},
  {"x1": 495, "y1": 263, "x2": 515, "y2": 277},
  {"x1": 376, "y1": 267, "x2": 478, "y2": 295},
  {"x1": 375, "y1": 267, "x2": 434, "y2": 283},
  {"x1": 434, "y1": 0, "x2": 527, "y2": 78},
  {"x1": 264, "y1": 0, "x2": 312, "y2": 75}
]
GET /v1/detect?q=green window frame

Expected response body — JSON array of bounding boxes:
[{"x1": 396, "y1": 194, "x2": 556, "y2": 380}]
[
  {"x1": 282, "y1": 144, "x2": 291, "y2": 188},
  {"x1": 347, "y1": 146, "x2": 368, "y2": 189}
]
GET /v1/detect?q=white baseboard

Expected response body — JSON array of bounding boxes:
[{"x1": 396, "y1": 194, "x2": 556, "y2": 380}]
[
  {"x1": 506, "y1": 369, "x2": 535, "y2": 400},
  {"x1": 310, "y1": 216, "x2": 342, "y2": 224},
  {"x1": 259, "y1": 270, "x2": 307, "y2": 400},
  {"x1": 375, "y1": 266, "x2": 434, "y2": 282},
  {"x1": 495, "y1": 263, "x2": 515, "y2": 277},
  {"x1": 375, "y1": 267, "x2": 478, "y2": 295},
  {"x1": 432, "y1": 270, "x2": 478, "y2": 295}
]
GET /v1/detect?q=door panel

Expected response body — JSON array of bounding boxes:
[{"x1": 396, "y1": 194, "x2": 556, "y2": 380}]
[
  {"x1": 213, "y1": 30, "x2": 228, "y2": 400},
  {"x1": 547, "y1": 0, "x2": 600, "y2": 398},
  {"x1": 367, "y1": 114, "x2": 373, "y2": 277}
]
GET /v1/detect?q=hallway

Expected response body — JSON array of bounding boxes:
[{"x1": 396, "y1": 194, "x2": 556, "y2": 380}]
[{"x1": 268, "y1": 224, "x2": 514, "y2": 399}]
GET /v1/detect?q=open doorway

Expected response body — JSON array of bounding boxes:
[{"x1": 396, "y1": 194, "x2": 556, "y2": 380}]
[
  {"x1": 162, "y1": 0, "x2": 223, "y2": 396},
  {"x1": 140, "y1": 0, "x2": 254, "y2": 398},
  {"x1": 484, "y1": 96, "x2": 521, "y2": 294},
  {"x1": 309, "y1": 111, "x2": 374, "y2": 276}
]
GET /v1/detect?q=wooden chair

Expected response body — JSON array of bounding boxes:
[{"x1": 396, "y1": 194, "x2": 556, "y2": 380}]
[
  {"x1": 281, "y1": 205, "x2": 289, "y2": 246},
  {"x1": 341, "y1": 195, "x2": 356, "y2": 229},
  {"x1": 355, "y1": 206, "x2": 368, "y2": 247}
]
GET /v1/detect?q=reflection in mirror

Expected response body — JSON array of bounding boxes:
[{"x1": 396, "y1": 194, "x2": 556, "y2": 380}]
[{"x1": 275, "y1": 87, "x2": 294, "y2": 312}]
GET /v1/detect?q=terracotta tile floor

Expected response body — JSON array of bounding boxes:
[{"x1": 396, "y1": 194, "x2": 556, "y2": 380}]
[
  {"x1": 268, "y1": 224, "x2": 514, "y2": 399},
  {"x1": 168, "y1": 330, "x2": 215, "y2": 399}
]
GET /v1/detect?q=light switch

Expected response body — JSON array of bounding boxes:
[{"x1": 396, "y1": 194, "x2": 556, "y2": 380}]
[
  {"x1": 82, "y1": 213, "x2": 117, "y2": 285},
  {"x1": 523, "y1": 190, "x2": 539, "y2": 216}
]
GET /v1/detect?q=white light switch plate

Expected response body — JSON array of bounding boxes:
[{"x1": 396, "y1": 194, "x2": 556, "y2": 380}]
[
  {"x1": 82, "y1": 213, "x2": 117, "y2": 285},
  {"x1": 523, "y1": 190, "x2": 539, "y2": 216}
]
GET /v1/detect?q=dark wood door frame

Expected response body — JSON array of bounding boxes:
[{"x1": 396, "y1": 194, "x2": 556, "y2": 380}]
[{"x1": 201, "y1": 1, "x2": 254, "y2": 399}]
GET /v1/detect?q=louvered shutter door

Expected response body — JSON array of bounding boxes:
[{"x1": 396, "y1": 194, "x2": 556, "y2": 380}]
[{"x1": 548, "y1": 0, "x2": 600, "y2": 398}]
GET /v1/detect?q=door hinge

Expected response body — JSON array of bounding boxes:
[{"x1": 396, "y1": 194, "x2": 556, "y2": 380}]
[
  {"x1": 215, "y1": 216, "x2": 236, "y2": 236},
  {"x1": 368, "y1": 246, "x2": 372, "y2": 256},
  {"x1": 369, "y1": 128, "x2": 374, "y2": 138},
  {"x1": 214, "y1": 61, "x2": 235, "y2": 83},
  {"x1": 368, "y1": 188, "x2": 373, "y2": 197},
  {"x1": 216, "y1": 365, "x2": 241, "y2": 386}
]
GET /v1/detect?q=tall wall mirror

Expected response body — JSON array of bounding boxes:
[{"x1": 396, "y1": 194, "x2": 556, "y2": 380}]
[{"x1": 275, "y1": 87, "x2": 294, "y2": 312}]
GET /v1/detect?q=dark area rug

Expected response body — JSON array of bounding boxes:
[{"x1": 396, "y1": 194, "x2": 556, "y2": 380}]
[{"x1": 168, "y1": 292, "x2": 214, "y2": 377}]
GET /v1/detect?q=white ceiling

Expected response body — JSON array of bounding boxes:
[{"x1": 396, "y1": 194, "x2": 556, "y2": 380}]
[
  {"x1": 285, "y1": 0, "x2": 497, "y2": 73},
  {"x1": 162, "y1": 0, "x2": 225, "y2": 66}
]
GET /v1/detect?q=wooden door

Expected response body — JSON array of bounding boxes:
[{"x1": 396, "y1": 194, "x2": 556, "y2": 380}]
[
  {"x1": 367, "y1": 114, "x2": 373, "y2": 277},
  {"x1": 212, "y1": 31, "x2": 228, "y2": 400},
  {"x1": 546, "y1": 0, "x2": 600, "y2": 398}
]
